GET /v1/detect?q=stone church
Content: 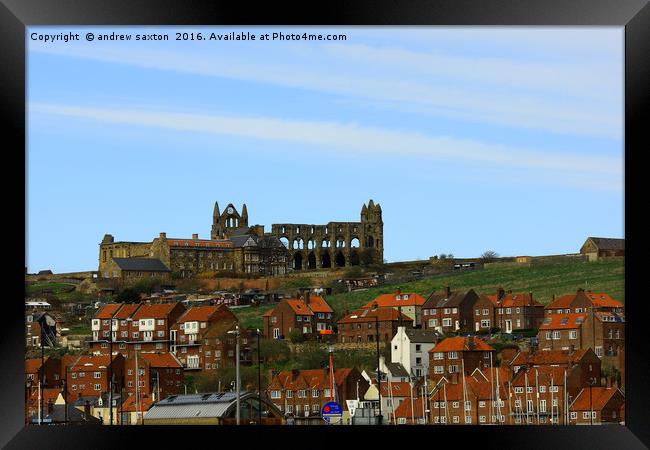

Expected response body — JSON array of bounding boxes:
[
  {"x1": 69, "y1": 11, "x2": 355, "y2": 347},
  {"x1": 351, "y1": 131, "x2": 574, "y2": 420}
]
[{"x1": 98, "y1": 200, "x2": 383, "y2": 281}]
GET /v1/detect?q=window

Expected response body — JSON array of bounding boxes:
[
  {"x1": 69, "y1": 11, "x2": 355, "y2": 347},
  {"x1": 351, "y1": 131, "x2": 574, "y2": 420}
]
[
  {"x1": 475, "y1": 309, "x2": 481, "y2": 316},
  {"x1": 545, "y1": 332, "x2": 552, "y2": 340},
  {"x1": 297, "y1": 316, "x2": 302, "y2": 322},
  {"x1": 539, "y1": 385, "x2": 546, "y2": 393},
  {"x1": 540, "y1": 400, "x2": 547, "y2": 413},
  {"x1": 514, "y1": 399, "x2": 521, "y2": 408},
  {"x1": 550, "y1": 386, "x2": 559, "y2": 393},
  {"x1": 464, "y1": 401, "x2": 471, "y2": 411},
  {"x1": 515, "y1": 308, "x2": 520, "y2": 314},
  {"x1": 94, "y1": 372, "x2": 101, "y2": 379},
  {"x1": 481, "y1": 319, "x2": 490, "y2": 328},
  {"x1": 583, "y1": 411, "x2": 590, "y2": 419},
  {"x1": 428, "y1": 319, "x2": 437, "y2": 328},
  {"x1": 433, "y1": 352, "x2": 443, "y2": 360},
  {"x1": 452, "y1": 308, "x2": 457, "y2": 314},
  {"x1": 479, "y1": 415, "x2": 486, "y2": 423},
  {"x1": 415, "y1": 344, "x2": 421, "y2": 352},
  {"x1": 312, "y1": 389, "x2": 319, "y2": 397},
  {"x1": 452, "y1": 416, "x2": 459, "y2": 423},
  {"x1": 514, "y1": 387, "x2": 523, "y2": 394},
  {"x1": 442, "y1": 318, "x2": 452, "y2": 327},
  {"x1": 398, "y1": 417, "x2": 407, "y2": 424},
  {"x1": 569, "y1": 330, "x2": 577, "y2": 340},
  {"x1": 570, "y1": 412, "x2": 577, "y2": 419},
  {"x1": 448, "y1": 365, "x2": 459, "y2": 373},
  {"x1": 312, "y1": 404, "x2": 319, "y2": 413},
  {"x1": 157, "y1": 330, "x2": 165, "y2": 337},
  {"x1": 287, "y1": 405, "x2": 294, "y2": 413},
  {"x1": 552, "y1": 331, "x2": 561, "y2": 340},
  {"x1": 505, "y1": 308, "x2": 511, "y2": 314},
  {"x1": 94, "y1": 384, "x2": 101, "y2": 391},
  {"x1": 271, "y1": 390, "x2": 281, "y2": 399},
  {"x1": 71, "y1": 373, "x2": 77, "y2": 379},
  {"x1": 298, "y1": 390, "x2": 307, "y2": 398},
  {"x1": 452, "y1": 401, "x2": 459, "y2": 408},
  {"x1": 465, "y1": 416, "x2": 472, "y2": 424},
  {"x1": 444, "y1": 308, "x2": 450, "y2": 315},
  {"x1": 448, "y1": 351, "x2": 458, "y2": 359},
  {"x1": 526, "y1": 387, "x2": 533, "y2": 393},
  {"x1": 482, "y1": 309, "x2": 489, "y2": 316},
  {"x1": 479, "y1": 401, "x2": 485, "y2": 408}
]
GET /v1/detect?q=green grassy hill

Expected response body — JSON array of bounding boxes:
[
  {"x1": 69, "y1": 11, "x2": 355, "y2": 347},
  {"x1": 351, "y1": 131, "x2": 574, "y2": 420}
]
[{"x1": 237, "y1": 258, "x2": 624, "y2": 328}]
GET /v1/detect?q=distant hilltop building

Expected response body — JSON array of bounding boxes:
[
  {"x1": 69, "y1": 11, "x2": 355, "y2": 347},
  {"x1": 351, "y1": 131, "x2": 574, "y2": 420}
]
[
  {"x1": 580, "y1": 237, "x2": 624, "y2": 261},
  {"x1": 98, "y1": 200, "x2": 383, "y2": 282}
]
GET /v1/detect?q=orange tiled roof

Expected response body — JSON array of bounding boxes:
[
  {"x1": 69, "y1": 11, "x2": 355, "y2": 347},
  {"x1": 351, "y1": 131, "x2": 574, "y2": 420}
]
[
  {"x1": 539, "y1": 313, "x2": 586, "y2": 330},
  {"x1": 394, "y1": 396, "x2": 424, "y2": 419},
  {"x1": 96, "y1": 304, "x2": 122, "y2": 319},
  {"x1": 114, "y1": 304, "x2": 141, "y2": 319},
  {"x1": 493, "y1": 293, "x2": 542, "y2": 308},
  {"x1": 132, "y1": 303, "x2": 182, "y2": 320},
  {"x1": 177, "y1": 306, "x2": 219, "y2": 322},
  {"x1": 121, "y1": 394, "x2": 155, "y2": 412},
  {"x1": 571, "y1": 387, "x2": 622, "y2": 411},
  {"x1": 28, "y1": 387, "x2": 61, "y2": 404},
  {"x1": 510, "y1": 349, "x2": 590, "y2": 367},
  {"x1": 511, "y1": 366, "x2": 567, "y2": 387},
  {"x1": 140, "y1": 352, "x2": 182, "y2": 368},
  {"x1": 586, "y1": 293, "x2": 624, "y2": 308},
  {"x1": 430, "y1": 336, "x2": 494, "y2": 353},
  {"x1": 363, "y1": 292, "x2": 427, "y2": 309},
  {"x1": 69, "y1": 355, "x2": 114, "y2": 371},
  {"x1": 286, "y1": 299, "x2": 314, "y2": 316},
  {"x1": 25, "y1": 358, "x2": 45, "y2": 373},
  {"x1": 379, "y1": 382, "x2": 413, "y2": 398},
  {"x1": 338, "y1": 307, "x2": 413, "y2": 324},
  {"x1": 306, "y1": 296, "x2": 334, "y2": 313},
  {"x1": 274, "y1": 368, "x2": 354, "y2": 390}
]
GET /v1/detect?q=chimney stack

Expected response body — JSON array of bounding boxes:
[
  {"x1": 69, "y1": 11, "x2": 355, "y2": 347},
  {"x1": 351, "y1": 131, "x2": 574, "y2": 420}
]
[
  {"x1": 529, "y1": 292, "x2": 533, "y2": 305},
  {"x1": 159, "y1": 232, "x2": 167, "y2": 239},
  {"x1": 396, "y1": 288, "x2": 401, "y2": 296},
  {"x1": 192, "y1": 233, "x2": 198, "y2": 239},
  {"x1": 497, "y1": 287, "x2": 506, "y2": 301},
  {"x1": 47, "y1": 399, "x2": 54, "y2": 415},
  {"x1": 84, "y1": 400, "x2": 91, "y2": 418},
  {"x1": 445, "y1": 286, "x2": 451, "y2": 298}
]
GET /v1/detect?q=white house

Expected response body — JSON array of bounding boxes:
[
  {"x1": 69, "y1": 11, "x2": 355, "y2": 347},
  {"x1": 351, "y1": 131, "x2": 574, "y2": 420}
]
[{"x1": 391, "y1": 327, "x2": 441, "y2": 378}]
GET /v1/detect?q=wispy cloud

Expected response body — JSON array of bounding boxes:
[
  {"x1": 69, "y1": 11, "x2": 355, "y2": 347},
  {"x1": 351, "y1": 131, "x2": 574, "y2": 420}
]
[
  {"x1": 30, "y1": 35, "x2": 622, "y2": 140},
  {"x1": 30, "y1": 102, "x2": 622, "y2": 191}
]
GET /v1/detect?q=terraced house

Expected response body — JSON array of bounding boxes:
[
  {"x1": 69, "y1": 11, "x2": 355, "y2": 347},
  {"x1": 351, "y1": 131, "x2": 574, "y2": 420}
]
[
  {"x1": 263, "y1": 296, "x2": 334, "y2": 340},
  {"x1": 428, "y1": 336, "x2": 496, "y2": 383},
  {"x1": 90, "y1": 302, "x2": 186, "y2": 356},
  {"x1": 474, "y1": 288, "x2": 545, "y2": 334},
  {"x1": 170, "y1": 305, "x2": 251, "y2": 371},
  {"x1": 363, "y1": 290, "x2": 427, "y2": 327},
  {"x1": 421, "y1": 287, "x2": 479, "y2": 334},
  {"x1": 337, "y1": 304, "x2": 413, "y2": 343},
  {"x1": 266, "y1": 368, "x2": 368, "y2": 424}
]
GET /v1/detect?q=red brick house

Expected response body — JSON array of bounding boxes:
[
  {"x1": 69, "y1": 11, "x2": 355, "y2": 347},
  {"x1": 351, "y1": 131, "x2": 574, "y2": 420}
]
[
  {"x1": 123, "y1": 352, "x2": 183, "y2": 400},
  {"x1": 428, "y1": 336, "x2": 495, "y2": 382},
  {"x1": 362, "y1": 290, "x2": 427, "y2": 327},
  {"x1": 171, "y1": 305, "x2": 251, "y2": 371},
  {"x1": 427, "y1": 375, "x2": 509, "y2": 425},
  {"x1": 568, "y1": 386, "x2": 625, "y2": 425},
  {"x1": 90, "y1": 302, "x2": 186, "y2": 356},
  {"x1": 474, "y1": 288, "x2": 544, "y2": 333},
  {"x1": 509, "y1": 365, "x2": 569, "y2": 425},
  {"x1": 337, "y1": 305, "x2": 413, "y2": 343},
  {"x1": 25, "y1": 357, "x2": 62, "y2": 389},
  {"x1": 537, "y1": 313, "x2": 587, "y2": 351},
  {"x1": 266, "y1": 367, "x2": 368, "y2": 424},
  {"x1": 65, "y1": 354, "x2": 125, "y2": 400},
  {"x1": 25, "y1": 387, "x2": 62, "y2": 424},
  {"x1": 421, "y1": 288, "x2": 479, "y2": 334},
  {"x1": 509, "y1": 348, "x2": 601, "y2": 386},
  {"x1": 263, "y1": 296, "x2": 334, "y2": 340}
]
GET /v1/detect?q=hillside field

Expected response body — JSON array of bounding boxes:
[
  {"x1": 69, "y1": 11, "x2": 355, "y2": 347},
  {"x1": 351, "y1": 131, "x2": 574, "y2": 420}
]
[{"x1": 236, "y1": 258, "x2": 624, "y2": 328}]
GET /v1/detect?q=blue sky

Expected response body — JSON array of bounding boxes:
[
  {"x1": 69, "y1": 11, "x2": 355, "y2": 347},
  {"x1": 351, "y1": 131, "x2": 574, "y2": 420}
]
[{"x1": 27, "y1": 27, "x2": 624, "y2": 273}]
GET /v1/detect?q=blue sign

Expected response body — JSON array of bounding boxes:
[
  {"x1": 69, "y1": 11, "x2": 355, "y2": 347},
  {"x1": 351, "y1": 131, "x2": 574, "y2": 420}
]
[{"x1": 321, "y1": 401, "x2": 343, "y2": 417}]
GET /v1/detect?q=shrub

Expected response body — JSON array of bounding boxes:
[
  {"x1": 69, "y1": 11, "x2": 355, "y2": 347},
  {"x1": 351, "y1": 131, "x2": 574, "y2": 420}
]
[{"x1": 288, "y1": 329, "x2": 305, "y2": 344}]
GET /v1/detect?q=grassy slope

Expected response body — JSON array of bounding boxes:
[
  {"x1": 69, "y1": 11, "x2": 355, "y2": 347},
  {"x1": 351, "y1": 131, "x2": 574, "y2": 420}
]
[{"x1": 237, "y1": 259, "x2": 623, "y2": 328}]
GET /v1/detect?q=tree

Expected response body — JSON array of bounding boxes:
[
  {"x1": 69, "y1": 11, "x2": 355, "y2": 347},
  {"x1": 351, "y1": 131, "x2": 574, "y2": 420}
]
[
  {"x1": 288, "y1": 329, "x2": 305, "y2": 344},
  {"x1": 480, "y1": 250, "x2": 499, "y2": 262}
]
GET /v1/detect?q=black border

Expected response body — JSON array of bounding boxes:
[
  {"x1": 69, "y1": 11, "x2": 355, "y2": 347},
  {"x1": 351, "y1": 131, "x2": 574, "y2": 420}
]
[{"x1": 2, "y1": 0, "x2": 648, "y2": 448}]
